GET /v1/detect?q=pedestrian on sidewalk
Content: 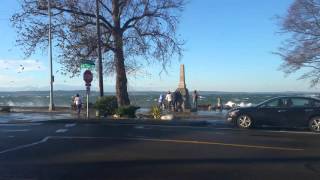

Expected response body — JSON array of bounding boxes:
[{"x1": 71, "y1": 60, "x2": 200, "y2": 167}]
[
  {"x1": 158, "y1": 93, "x2": 164, "y2": 110},
  {"x1": 172, "y1": 91, "x2": 177, "y2": 111},
  {"x1": 174, "y1": 90, "x2": 182, "y2": 112},
  {"x1": 71, "y1": 95, "x2": 77, "y2": 111},
  {"x1": 74, "y1": 94, "x2": 82, "y2": 115},
  {"x1": 216, "y1": 96, "x2": 223, "y2": 111},
  {"x1": 192, "y1": 90, "x2": 199, "y2": 110},
  {"x1": 165, "y1": 91, "x2": 173, "y2": 111}
]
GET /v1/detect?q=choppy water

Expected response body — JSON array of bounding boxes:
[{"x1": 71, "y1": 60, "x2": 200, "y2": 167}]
[{"x1": 0, "y1": 91, "x2": 319, "y2": 108}]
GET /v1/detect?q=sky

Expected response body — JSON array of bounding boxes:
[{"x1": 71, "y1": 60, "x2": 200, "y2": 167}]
[{"x1": 0, "y1": 0, "x2": 317, "y2": 92}]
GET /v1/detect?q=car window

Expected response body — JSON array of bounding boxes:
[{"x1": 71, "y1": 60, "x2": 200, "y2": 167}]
[
  {"x1": 282, "y1": 98, "x2": 293, "y2": 107},
  {"x1": 264, "y1": 99, "x2": 284, "y2": 108},
  {"x1": 290, "y1": 98, "x2": 312, "y2": 107},
  {"x1": 308, "y1": 99, "x2": 320, "y2": 108},
  {"x1": 314, "y1": 100, "x2": 320, "y2": 107}
]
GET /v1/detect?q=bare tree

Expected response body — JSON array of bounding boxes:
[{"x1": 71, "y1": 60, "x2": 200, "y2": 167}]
[
  {"x1": 11, "y1": 0, "x2": 185, "y2": 106},
  {"x1": 277, "y1": 0, "x2": 320, "y2": 86}
]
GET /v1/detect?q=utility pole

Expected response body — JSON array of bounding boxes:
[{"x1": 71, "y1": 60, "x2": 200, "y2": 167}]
[
  {"x1": 48, "y1": 0, "x2": 55, "y2": 111},
  {"x1": 96, "y1": 0, "x2": 104, "y2": 97}
]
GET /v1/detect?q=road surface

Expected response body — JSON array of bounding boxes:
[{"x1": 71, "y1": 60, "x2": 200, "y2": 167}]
[{"x1": 0, "y1": 120, "x2": 319, "y2": 180}]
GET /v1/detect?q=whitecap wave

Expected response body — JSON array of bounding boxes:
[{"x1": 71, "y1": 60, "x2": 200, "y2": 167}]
[{"x1": 225, "y1": 101, "x2": 253, "y2": 108}]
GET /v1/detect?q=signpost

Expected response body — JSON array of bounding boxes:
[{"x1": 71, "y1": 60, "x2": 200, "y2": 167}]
[
  {"x1": 83, "y1": 70, "x2": 93, "y2": 119},
  {"x1": 81, "y1": 60, "x2": 95, "y2": 69}
]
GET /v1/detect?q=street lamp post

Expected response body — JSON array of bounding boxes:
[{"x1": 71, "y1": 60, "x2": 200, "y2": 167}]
[
  {"x1": 37, "y1": 0, "x2": 54, "y2": 111},
  {"x1": 48, "y1": 0, "x2": 54, "y2": 111}
]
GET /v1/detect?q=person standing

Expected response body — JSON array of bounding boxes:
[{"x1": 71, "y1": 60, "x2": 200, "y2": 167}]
[
  {"x1": 158, "y1": 93, "x2": 164, "y2": 109},
  {"x1": 74, "y1": 94, "x2": 82, "y2": 115},
  {"x1": 172, "y1": 91, "x2": 177, "y2": 111},
  {"x1": 165, "y1": 91, "x2": 173, "y2": 111},
  {"x1": 174, "y1": 90, "x2": 182, "y2": 112},
  {"x1": 71, "y1": 95, "x2": 76, "y2": 111},
  {"x1": 217, "y1": 96, "x2": 223, "y2": 111},
  {"x1": 192, "y1": 90, "x2": 199, "y2": 110}
]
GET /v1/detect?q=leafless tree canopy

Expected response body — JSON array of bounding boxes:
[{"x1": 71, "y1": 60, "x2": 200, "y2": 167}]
[
  {"x1": 11, "y1": 0, "x2": 185, "y2": 105},
  {"x1": 277, "y1": 0, "x2": 320, "y2": 86}
]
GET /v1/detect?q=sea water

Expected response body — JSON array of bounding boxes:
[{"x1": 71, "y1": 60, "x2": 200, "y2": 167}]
[{"x1": 0, "y1": 91, "x2": 318, "y2": 108}]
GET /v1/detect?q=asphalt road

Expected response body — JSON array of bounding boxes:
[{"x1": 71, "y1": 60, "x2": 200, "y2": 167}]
[{"x1": 0, "y1": 120, "x2": 319, "y2": 180}]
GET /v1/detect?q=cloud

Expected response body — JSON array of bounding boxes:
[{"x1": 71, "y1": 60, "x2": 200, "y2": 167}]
[{"x1": 0, "y1": 59, "x2": 46, "y2": 73}]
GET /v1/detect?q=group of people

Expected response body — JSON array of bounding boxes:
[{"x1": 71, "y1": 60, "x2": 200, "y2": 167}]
[
  {"x1": 158, "y1": 90, "x2": 183, "y2": 111},
  {"x1": 158, "y1": 90, "x2": 200, "y2": 111}
]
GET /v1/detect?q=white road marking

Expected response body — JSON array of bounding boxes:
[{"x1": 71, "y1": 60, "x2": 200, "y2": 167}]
[
  {"x1": 65, "y1": 123, "x2": 76, "y2": 128},
  {"x1": 0, "y1": 137, "x2": 49, "y2": 154},
  {"x1": 1, "y1": 129, "x2": 30, "y2": 132},
  {"x1": 55, "y1": 129, "x2": 68, "y2": 133},
  {"x1": 103, "y1": 123, "x2": 320, "y2": 135},
  {"x1": 134, "y1": 125, "x2": 152, "y2": 130},
  {"x1": 134, "y1": 125, "x2": 144, "y2": 129},
  {"x1": 105, "y1": 123, "x2": 210, "y2": 130}
]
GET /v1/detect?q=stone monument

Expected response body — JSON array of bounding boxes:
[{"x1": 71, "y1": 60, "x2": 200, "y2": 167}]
[{"x1": 176, "y1": 64, "x2": 191, "y2": 112}]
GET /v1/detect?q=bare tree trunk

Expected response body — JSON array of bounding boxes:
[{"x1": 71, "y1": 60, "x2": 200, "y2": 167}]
[
  {"x1": 113, "y1": 0, "x2": 130, "y2": 106},
  {"x1": 114, "y1": 34, "x2": 130, "y2": 106}
]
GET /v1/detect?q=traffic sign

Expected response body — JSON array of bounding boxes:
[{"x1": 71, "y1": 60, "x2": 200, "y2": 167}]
[
  {"x1": 83, "y1": 70, "x2": 93, "y2": 84},
  {"x1": 81, "y1": 60, "x2": 95, "y2": 69}
]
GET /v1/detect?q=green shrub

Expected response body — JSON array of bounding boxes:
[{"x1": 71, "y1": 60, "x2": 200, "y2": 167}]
[
  {"x1": 151, "y1": 105, "x2": 161, "y2": 119},
  {"x1": 116, "y1": 106, "x2": 140, "y2": 118},
  {"x1": 94, "y1": 96, "x2": 118, "y2": 116}
]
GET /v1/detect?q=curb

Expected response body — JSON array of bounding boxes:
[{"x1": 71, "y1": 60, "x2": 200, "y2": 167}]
[{"x1": 34, "y1": 118, "x2": 211, "y2": 127}]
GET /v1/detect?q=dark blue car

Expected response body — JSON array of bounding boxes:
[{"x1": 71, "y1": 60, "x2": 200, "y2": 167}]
[{"x1": 226, "y1": 96, "x2": 320, "y2": 132}]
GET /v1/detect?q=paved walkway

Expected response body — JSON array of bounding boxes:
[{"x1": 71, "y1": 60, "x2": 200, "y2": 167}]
[{"x1": 0, "y1": 107, "x2": 227, "y2": 124}]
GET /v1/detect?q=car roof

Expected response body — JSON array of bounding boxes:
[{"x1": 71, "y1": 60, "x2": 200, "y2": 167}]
[
  {"x1": 256, "y1": 96, "x2": 320, "y2": 107},
  {"x1": 272, "y1": 96, "x2": 320, "y2": 100}
]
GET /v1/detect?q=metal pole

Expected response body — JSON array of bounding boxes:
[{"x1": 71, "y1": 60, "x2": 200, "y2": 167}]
[
  {"x1": 86, "y1": 91, "x2": 89, "y2": 119},
  {"x1": 48, "y1": 0, "x2": 55, "y2": 111},
  {"x1": 96, "y1": 0, "x2": 104, "y2": 97}
]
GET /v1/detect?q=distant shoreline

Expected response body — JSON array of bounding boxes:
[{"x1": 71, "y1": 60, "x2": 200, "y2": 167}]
[{"x1": 0, "y1": 90, "x2": 319, "y2": 94}]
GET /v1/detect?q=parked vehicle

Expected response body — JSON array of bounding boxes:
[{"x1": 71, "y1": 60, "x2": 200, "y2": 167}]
[{"x1": 226, "y1": 96, "x2": 320, "y2": 132}]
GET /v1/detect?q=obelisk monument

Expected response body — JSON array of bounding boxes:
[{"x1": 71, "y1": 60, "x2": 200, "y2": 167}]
[{"x1": 176, "y1": 64, "x2": 191, "y2": 112}]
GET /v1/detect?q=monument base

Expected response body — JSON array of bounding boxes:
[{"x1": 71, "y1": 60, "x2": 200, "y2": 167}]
[{"x1": 176, "y1": 87, "x2": 191, "y2": 112}]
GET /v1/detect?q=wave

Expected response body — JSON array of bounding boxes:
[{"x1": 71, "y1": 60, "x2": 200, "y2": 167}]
[{"x1": 224, "y1": 101, "x2": 253, "y2": 108}]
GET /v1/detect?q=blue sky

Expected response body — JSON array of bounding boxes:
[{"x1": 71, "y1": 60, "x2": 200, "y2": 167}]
[{"x1": 0, "y1": 0, "x2": 316, "y2": 92}]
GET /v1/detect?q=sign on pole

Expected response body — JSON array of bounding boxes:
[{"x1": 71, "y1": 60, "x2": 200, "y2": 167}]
[
  {"x1": 81, "y1": 60, "x2": 95, "y2": 69},
  {"x1": 83, "y1": 70, "x2": 93, "y2": 119},
  {"x1": 83, "y1": 70, "x2": 93, "y2": 85}
]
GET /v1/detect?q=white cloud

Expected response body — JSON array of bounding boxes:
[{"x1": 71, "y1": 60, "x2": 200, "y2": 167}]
[{"x1": 0, "y1": 59, "x2": 46, "y2": 73}]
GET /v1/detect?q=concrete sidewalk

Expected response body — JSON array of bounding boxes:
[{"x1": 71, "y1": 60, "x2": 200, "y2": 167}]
[{"x1": 0, "y1": 106, "x2": 226, "y2": 126}]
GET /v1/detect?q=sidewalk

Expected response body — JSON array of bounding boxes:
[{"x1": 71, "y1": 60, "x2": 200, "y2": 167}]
[{"x1": 0, "y1": 106, "x2": 226, "y2": 126}]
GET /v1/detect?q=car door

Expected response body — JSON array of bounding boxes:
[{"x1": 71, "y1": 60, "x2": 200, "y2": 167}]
[
  {"x1": 284, "y1": 98, "x2": 316, "y2": 127},
  {"x1": 256, "y1": 98, "x2": 288, "y2": 126}
]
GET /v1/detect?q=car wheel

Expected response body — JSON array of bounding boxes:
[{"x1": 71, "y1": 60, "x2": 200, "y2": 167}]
[
  {"x1": 309, "y1": 117, "x2": 320, "y2": 132},
  {"x1": 237, "y1": 114, "x2": 253, "y2": 129}
]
